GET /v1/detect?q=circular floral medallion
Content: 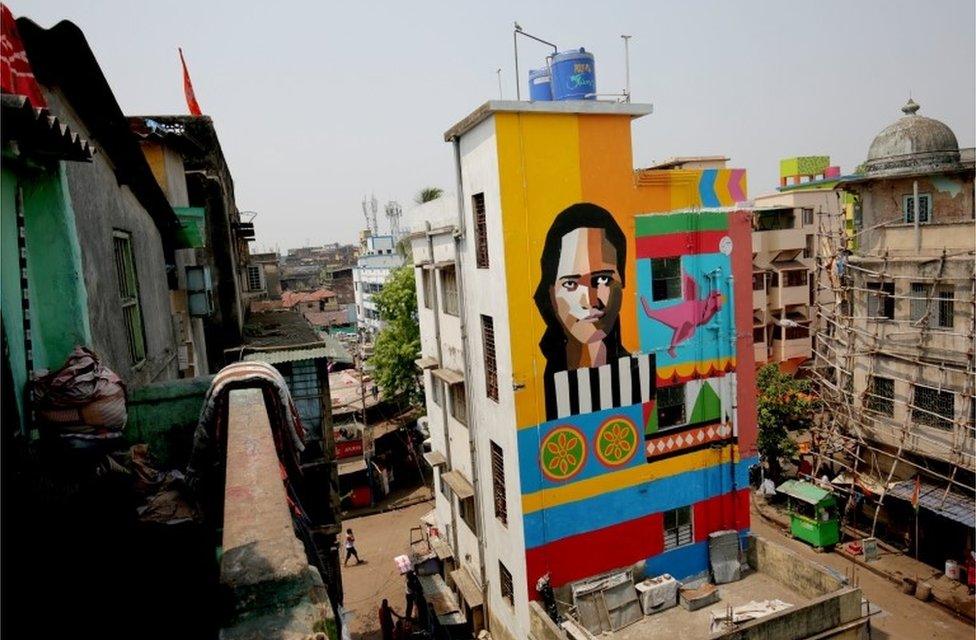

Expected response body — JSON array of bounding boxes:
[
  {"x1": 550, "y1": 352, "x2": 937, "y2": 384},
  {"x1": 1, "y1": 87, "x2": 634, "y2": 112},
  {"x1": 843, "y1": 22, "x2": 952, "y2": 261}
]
[
  {"x1": 540, "y1": 425, "x2": 587, "y2": 482},
  {"x1": 594, "y1": 415, "x2": 639, "y2": 467}
]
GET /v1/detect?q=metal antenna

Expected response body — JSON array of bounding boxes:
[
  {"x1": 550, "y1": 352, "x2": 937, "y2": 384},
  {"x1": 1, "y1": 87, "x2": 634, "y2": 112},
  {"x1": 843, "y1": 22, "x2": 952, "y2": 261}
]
[
  {"x1": 496, "y1": 68, "x2": 503, "y2": 99},
  {"x1": 621, "y1": 35, "x2": 632, "y2": 102},
  {"x1": 513, "y1": 21, "x2": 558, "y2": 101}
]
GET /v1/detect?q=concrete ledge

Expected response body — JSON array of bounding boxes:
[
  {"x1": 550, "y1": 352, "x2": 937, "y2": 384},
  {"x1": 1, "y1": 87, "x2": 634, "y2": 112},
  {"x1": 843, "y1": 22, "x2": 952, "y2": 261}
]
[{"x1": 220, "y1": 388, "x2": 329, "y2": 637}]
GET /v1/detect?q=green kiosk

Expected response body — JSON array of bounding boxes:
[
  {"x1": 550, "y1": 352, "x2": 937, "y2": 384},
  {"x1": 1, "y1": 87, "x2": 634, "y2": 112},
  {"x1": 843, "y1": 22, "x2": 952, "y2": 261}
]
[{"x1": 776, "y1": 480, "x2": 840, "y2": 549}]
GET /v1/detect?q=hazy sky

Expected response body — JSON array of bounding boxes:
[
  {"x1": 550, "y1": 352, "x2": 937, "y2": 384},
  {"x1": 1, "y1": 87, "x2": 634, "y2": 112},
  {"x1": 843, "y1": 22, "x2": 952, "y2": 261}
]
[{"x1": 21, "y1": 1, "x2": 976, "y2": 250}]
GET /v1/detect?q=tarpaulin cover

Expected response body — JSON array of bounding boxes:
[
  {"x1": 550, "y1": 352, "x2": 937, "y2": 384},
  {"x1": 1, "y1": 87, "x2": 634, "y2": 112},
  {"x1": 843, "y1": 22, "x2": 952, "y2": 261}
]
[{"x1": 709, "y1": 529, "x2": 742, "y2": 584}]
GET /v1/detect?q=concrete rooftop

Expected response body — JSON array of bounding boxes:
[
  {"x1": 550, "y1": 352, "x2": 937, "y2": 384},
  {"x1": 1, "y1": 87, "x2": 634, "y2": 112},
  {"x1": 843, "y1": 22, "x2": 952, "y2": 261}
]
[{"x1": 443, "y1": 99, "x2": 654, "y2": 141}]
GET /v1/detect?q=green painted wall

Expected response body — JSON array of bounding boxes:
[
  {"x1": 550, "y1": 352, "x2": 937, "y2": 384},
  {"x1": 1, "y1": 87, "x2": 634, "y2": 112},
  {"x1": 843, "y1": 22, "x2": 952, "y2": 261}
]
[
  {"x1": 1, "y1": 162, "x2": 91, "y2": 431},
  {"x1": 126, "y1": 375, "x2": 214, "y2": 467}
]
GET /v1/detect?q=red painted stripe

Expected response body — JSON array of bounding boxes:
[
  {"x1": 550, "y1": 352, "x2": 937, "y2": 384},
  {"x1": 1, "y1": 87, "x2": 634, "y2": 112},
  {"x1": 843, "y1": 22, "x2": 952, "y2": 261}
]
[
  {"x1": 635, "y1": 230, "x2": 728, "y2": 259},
  {"x1": 693, "y1": 489, "x2": 751, "y2": 542},
  {"x1": 525, "y1": 512, "x2": 664, "y2": 595}
]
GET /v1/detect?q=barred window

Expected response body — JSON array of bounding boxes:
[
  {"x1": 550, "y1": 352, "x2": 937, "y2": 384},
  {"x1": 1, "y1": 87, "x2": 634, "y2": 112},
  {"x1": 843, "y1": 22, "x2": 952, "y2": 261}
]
[
  {"x1": 909, "y1": 282, "x2": 927, "y2": 322},
  {"x1": 113, "y1": 231, "x2": 146, "y2": 365},
  {"x1": 783, "y1": 269, "x2": 807, "y2": 287},
  {"x1": 663, "y1": 506, "x2": 693, "y2": 550},
  {"x1": 802, "y1": 208, "x2": 814, "y2": 226},
  {"x1": 867, "y1": 282, "x2": 894, "y2": 320},
  {"x1": 752, "y1": 272, "x2": 765, "y2": 291},
  {"x1": 473, "y1": 193, "x2": 489, "y2": 269},
  {"x1": 903, "y1": 193, "x2": 931, "y2": 224},
  {"x1": 913, "y1": 385, "x2": 954, "y2": 430},
  {"x1": 459, "y1": 495, "x2": 478, "y2": 534},
  {"x1": 490, "y1": 441, "x2": 507, "y2": 525},
  {"x1": 247, "y1": 264, "x2": 264, "y2": 291},
  {"x1": 450, "y1": 382, "x2": 467, "y2": 425},
  {"x1": 803, "y1": 234, "x2": 814, "y2": 259},
  {"x1": 657, "y1": 384, "x2": 686, "y2": 429},
  {"x1": 937, "y1": 289, "x2": 954, "y2": 329},
  {"x1": 441, "y1": 266, "x2": 459, "y2": 316},
  {"x1": 499, "y1": 562, "x2": 514, "y2": 607},
  {"x1": 651, "y1": 257, "x2": 682, "y2": 301},
  {"x1": 867, "y1": 376, "x2": 894, "y2": 417},
  {"x1": 482, "y1": 315, "x2": 498, "y2": 401}
]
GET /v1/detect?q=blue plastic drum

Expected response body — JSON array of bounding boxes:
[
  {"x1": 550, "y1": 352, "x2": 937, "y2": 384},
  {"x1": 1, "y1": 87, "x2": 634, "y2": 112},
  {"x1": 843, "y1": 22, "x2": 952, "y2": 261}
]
[
  {"x1": 550, "y1": 48, "x2": 596, "y2": 100},
  {"x1": 528, "y1": 67, "x2": 553, "y2": 101}
]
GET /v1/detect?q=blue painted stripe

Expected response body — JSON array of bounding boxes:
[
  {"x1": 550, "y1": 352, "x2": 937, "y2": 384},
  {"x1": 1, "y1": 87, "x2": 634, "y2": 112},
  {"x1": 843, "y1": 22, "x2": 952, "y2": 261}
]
[
  {"x1": 643, "y1": 528, "x2": 749, "y2": 581},
  {"x1": 518, "y1": 404, "x2": 645, "y2": 495},
  {"x1": 524, "y1": 456, "x2": 756, "y2": 549},
  {"x1": 699, "y1": 169, "x2": 720, "y2": 208}
]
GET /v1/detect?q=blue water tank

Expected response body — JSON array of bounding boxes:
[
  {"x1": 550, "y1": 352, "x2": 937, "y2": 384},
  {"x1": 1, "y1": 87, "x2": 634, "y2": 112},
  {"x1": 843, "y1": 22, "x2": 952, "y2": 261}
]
[
  {"x1": 528, "y1": 67, "x2": 552, "y2": 101},
  {"x1": 550, "y1": 48, "x2": 596, "y2": 100}
]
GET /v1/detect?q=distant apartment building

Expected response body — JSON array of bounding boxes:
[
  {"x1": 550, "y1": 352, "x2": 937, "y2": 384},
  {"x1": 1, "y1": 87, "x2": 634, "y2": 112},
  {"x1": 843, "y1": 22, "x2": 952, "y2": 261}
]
[
  {"x1": 813, "y1": 100, "x2": 975, "y2": 568},
  {"x1": 353, "y1": 234, "x2": 401, "y2": 334},
  {"x1": 410, "y1": 100, "x2": 757, "y2": 640}
]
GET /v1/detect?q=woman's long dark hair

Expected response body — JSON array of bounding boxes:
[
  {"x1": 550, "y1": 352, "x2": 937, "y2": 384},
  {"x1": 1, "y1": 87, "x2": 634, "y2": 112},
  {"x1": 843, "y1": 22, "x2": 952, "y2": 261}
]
[{"x1": 534, "y1": 203, "x2": 628, "y2": 416}]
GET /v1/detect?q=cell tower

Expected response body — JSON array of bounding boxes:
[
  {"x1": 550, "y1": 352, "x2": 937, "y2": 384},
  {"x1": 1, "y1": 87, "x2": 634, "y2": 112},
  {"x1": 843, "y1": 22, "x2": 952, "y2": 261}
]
[
  {"x1": 385, "y1": 200, "x2": 403, "y2": 240},
  {"x1": 360, "y1": 193, "x2": 378, "y2": 235}
]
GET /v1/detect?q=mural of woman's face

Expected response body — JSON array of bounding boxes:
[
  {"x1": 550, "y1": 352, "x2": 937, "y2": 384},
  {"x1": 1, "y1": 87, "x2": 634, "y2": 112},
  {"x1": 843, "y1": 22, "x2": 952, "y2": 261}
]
[{"x1": 549, "y1": 227, "x2": 623, "y2": 346}]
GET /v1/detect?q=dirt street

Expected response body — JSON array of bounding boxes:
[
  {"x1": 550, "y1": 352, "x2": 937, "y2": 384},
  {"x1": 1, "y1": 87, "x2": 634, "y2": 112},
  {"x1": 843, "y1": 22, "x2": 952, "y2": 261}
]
[
  {"x1": 750, "y1": 511, "x2": 974, "y2": 640},
  {"x1": 339, "y1": 500, "x2": 434, "y2": 640}
]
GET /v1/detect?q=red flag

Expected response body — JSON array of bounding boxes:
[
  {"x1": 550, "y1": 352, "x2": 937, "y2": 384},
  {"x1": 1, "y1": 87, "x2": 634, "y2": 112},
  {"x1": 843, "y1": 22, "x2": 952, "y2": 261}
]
[
  {"x1": 910, "y1": 475, "x2": 921, "y2": 511},
  {"x1": 1, "y1": 3, "x2": 47, "y2": 106},
  {"x1": 179, "y1": 47, "x2": 202, "y2": 116}
]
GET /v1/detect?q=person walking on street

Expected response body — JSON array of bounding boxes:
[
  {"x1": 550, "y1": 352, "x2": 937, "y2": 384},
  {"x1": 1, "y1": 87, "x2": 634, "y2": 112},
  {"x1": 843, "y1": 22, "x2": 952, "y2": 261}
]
[
  {"x1": 405, "y1": 571, "x2": 420, "y2": 619},
  {"x1": 344, "y1": 528, "x2": 362, "y2": 565}
]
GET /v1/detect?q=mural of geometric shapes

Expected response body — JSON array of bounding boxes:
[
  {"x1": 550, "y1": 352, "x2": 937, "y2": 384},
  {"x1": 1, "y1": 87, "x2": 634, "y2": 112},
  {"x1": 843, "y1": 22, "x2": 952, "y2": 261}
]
[
  {"x1": 644, "y1": 422, "x2": 733, "y2": 461},
  {"x1": 593, "y1": 414, "x2": 640, "y2": 468},
  {"x1": 645, "y1": 374, "x2": 733, "y2": 436},
  {"x1": 687, "y1": 378, "x2": 722, "y2": 424},
  {"x1": 539, "y1": 425, "x2": 587, "y2": 482}
]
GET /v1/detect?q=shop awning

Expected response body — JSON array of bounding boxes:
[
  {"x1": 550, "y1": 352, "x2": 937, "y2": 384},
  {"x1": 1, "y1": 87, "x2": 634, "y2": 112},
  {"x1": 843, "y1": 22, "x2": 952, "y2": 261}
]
[
  {"x1": 450, "y1": 567, "x2": 484, "y2": 609},
  {"x1": 887, "y1": 480, "x2": 975, "y2": 529},
  {"x1": 440, "y1": 470, "x2": 474, "y2": 500},
  {"x1": 423, "y1": 451, "x2": 447, "y2": 467},
  {"x1": 432, "y1": 368, "x2": 464, "y2": 386}
]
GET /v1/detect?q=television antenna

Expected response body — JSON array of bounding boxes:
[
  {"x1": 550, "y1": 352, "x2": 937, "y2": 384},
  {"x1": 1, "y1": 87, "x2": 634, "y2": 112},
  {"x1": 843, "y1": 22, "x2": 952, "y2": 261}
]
[{"x1": 385, "y1": 200, "x2": 403, "y2": 240}]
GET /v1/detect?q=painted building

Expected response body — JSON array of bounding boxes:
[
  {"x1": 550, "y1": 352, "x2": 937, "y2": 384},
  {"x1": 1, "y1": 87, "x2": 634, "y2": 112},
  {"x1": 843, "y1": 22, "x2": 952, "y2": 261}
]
[
  {"x1": 353, "y1": 234, "x2": 402, "y2": 334},
  {"x1": 410, "y1": 100, "x2": 757, "y2": 640}
]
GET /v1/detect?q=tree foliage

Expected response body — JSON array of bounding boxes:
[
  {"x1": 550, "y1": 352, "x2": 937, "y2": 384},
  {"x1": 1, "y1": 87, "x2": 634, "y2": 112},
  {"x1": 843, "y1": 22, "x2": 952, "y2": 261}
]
[
  {"x1": 369, "y1": 265, "x2": 421, "y2": 405},
  {"x1": 415, "y1": 187, "x2": 443, "y2": 205},
  {"x1": 756, "y1": 364, "x2": 813, "y2": 479}
]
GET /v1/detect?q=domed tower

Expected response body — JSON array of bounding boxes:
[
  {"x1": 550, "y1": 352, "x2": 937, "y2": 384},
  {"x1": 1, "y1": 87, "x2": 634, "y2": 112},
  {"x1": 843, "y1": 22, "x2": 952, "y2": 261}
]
[{"x1": 812, "y1": 97, "x2": 974, "y2": 566}]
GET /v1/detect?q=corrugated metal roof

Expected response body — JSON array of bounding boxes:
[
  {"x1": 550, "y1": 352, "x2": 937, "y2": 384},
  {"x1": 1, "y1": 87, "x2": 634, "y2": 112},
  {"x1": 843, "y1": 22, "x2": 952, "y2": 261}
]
[
  {"x1": 244, "y1": 344, "x2": 350, "y2": 365},
  {"x1": 777, "y1": 480, "x2": 834, "y2": 505},
  {"x1": 887, "y1": 480, "x2": 975, "y2": 528}
]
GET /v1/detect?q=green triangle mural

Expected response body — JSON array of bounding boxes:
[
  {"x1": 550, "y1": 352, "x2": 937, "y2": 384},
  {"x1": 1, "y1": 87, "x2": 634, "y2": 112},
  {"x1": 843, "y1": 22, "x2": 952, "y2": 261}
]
[{"x1": 689, "y1": 380, "x2": 722, "y2": 425}]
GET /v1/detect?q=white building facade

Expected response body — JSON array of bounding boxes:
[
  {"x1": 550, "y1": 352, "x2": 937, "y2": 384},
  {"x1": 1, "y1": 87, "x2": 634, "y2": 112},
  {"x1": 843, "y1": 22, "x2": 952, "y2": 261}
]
[{"x1": 352, "y1": 234, "x2": 401, "y2": 334}]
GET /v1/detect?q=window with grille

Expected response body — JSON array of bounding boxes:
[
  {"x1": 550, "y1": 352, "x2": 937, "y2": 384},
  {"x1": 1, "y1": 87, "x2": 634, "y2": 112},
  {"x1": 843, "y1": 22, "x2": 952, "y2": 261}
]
[
  {"x1": 473, "y1": 192, "x2": 489, "y2": 269},
  {"x1": 422, "y1": 268, "x2": 435, "y2": 310},
  {"x1": 903, "y1": 193, "x2": 931, "y2": 224},
  {"x1": 783, "y1": 269, "x2": 807, "y2": 287},
  {"x1": 913, "y1": 385, "x2": 954, "y2": 430},
  {"x1": 802, "y1": 208, "x2": 814, "y2": 226},
  {"x1": 499, "y1": 562, "x2": 514, "y2": 606},
  {"x1": 909, "y1": 282, "x2": 927, "y2": 322},
  {"x1": 867, "y1": 376, "x2": 894, "y2": 416},
  {"x1": 652, "y1": 257, "x2": 682, "y2": 301},
  {"x1": 441, "y1": 266, "x2": 459, "y2": 316},
  {"x1": 113, "y1": 231, "x2": 146, "y2": 365},
  {"x1": 450, "y1": 382, "x2": 467, "y2": 425},
  {"x1": 752, "y1": 273, "x2": 765, "y2": 291},
  {"x1": 247, "y1": 264, "x2": 264, "y2": 291},
  {"x1": 657, "y1": 384, "x2": 686, "y2": 429},
  {"x1": 803, "y1": 234, "x2": 814, "y2": 259},
  {"x1": 430, "y1": 375, "x2": 443, "y2": 406},
  {"x1": 482, "y1": 315, "x2": 498, "y2": 401},
  {"x1": 937, "y1": 289, "x2": 954, "y2": 329},
  {"x1": 866, "y1": 282, "x2": 894, "y2": 320},
  {"x1": 459, "y1": 495, "x2": 478, "y2": 534},
  {"x1": 663, "y1": 506, "x2": 693, "y2": 550},
  {"x1": 490, "y1": 441, "x2": 507, "y2": 525}
]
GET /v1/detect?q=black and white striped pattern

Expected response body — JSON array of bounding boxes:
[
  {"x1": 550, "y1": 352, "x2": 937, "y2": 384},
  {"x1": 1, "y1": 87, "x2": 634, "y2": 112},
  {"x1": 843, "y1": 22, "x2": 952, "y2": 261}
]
[
  {"x1": 551, "y1": 353, "x2": 655, "y2": 419},
  {"x1": 15, "y1": 187, "x2": 33, "y2": 379}
]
